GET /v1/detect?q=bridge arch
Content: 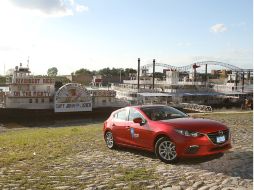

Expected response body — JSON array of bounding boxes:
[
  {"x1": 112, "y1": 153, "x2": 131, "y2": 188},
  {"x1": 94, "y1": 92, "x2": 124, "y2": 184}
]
[{"x1": 141, "y1": 60, "x2": 252, "y2": 72}]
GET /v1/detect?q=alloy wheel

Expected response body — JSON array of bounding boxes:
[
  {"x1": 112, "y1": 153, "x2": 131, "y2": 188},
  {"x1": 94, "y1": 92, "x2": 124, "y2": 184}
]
[
  {"x1": 105, "y1": 131, "x2": 114, "y2": 149},
  {"x1": 156, "y1": 138, "x2": 177, "y2": 162}
]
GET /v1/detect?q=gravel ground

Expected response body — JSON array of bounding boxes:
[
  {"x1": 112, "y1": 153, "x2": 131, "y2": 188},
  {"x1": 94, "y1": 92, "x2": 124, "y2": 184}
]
[{"x1": 0, "y1": 112, "x2": 253, "y2": 190}]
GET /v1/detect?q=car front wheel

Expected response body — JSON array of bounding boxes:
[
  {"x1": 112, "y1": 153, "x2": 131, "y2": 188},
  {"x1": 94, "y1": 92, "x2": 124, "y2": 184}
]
[
  {"x1": 155, "y1": 137, "x2": 178, "y2": 163},
  {"x1": 105, "y1": 131, "x2": 115, "y2": 149}
]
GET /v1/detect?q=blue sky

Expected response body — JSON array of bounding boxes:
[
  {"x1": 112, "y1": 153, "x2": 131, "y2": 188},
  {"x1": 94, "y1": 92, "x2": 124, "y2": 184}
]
[{"x1": 0, "y1": 0, "x2": 252, "y2": 75}]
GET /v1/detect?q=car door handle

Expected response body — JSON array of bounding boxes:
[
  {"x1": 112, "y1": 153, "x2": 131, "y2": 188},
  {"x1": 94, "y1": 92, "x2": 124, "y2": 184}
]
[{"x1": 125, "y1": 126, "x2": 130, "y2": 130}]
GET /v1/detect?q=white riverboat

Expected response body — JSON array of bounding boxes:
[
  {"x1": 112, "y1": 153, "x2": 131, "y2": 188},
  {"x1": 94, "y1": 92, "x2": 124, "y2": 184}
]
[{"x1": 5, "y1": 64, "x2": 55, "y2": 109}]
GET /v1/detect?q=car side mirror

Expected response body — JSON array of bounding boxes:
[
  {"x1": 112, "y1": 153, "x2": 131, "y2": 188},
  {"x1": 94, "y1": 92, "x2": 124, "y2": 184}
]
[{"x1": 133, "y1": 117, "x2": 146, "y2": 125}]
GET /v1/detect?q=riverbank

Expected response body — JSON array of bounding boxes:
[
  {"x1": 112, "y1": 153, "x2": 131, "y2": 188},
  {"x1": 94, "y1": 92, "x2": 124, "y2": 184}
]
[
  {"x1": 0, "y1": 112, "x2": 252, "y2": 189},
  {"x1": 0, "y1": 108, "x2": 251, "y2": 129}
]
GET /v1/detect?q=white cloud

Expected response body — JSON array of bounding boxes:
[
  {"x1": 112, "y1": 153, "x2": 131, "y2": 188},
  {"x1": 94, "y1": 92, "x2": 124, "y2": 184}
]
[
  {"x1": 9, "y1": 0, "x2": 72, "y2": 17},
  {"x1": 76, "y1": 4, "x2": 88, "y2": 12},
  {"x1": 8, "y1": 0, "x2": 88, "y2": 17},
  {"x1": 68, "y1": 0, "x2": 75, "y2": 6},
  {"x1": 0, "y1": 45, "x2": 20, "y2": 52},
  {"x1": 177, "y1": 42, "x2": 191, "y2": 47},
  {"x1": 210, "y1": 23, "x2": 227, "y2": 33},
  {"x1": 231, "y1": 21, "x2": 246, "y2": 27}
]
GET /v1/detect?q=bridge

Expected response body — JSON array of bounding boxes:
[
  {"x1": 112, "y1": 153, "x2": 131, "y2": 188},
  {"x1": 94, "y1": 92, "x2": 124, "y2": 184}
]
[{"x1": 141, "y1": 60, "x2": 253, "y2": 72}]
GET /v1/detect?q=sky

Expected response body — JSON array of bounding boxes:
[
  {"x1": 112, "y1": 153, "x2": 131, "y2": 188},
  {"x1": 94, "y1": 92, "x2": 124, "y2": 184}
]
[{"x1": 0, "y1": 0, "x2": 252, "y2": 75}]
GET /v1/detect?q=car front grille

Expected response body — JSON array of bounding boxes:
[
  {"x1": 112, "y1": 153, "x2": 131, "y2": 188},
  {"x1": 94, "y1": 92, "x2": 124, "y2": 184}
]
[{"x1": 207, "y1": 129, "x2": 229, "y2": 144}]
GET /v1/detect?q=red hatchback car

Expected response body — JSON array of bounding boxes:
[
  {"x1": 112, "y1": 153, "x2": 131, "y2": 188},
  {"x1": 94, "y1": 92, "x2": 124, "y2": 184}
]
[{"x1": 103, "y1": 105, "x2": 232, "y2": 163}]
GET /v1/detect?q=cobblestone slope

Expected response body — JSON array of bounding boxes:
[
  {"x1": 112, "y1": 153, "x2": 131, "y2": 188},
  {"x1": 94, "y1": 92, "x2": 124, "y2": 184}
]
[{"x1": 0, "y1": 112, "x2": 252, "y2": 190}]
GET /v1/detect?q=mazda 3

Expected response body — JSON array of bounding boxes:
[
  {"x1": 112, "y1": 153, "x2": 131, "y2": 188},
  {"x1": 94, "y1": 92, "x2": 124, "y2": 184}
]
[{"x1": 103, "y1": 105, "x2": 231, "y2": 163}]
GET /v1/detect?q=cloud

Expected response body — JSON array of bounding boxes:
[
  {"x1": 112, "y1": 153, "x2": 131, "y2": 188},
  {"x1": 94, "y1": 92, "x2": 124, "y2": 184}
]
[
  {"x1": 231, "y1": 21, "x2": 246, "y2": 27},
  {"x1": 0, "y1": 45, "x2": 19, "y2": 52},
  {"x1": 176, "y1": 42, "x2": 191, "y2": 47},
  {"x1": 76, "y1": 4, "x2": 88, "y2": 12},
  {"x1": 210, "y1": 23, "x2": 227, "y2": 33},
  {"x1": 8, "y1": 0, "x2": 88, "y2": 17}
]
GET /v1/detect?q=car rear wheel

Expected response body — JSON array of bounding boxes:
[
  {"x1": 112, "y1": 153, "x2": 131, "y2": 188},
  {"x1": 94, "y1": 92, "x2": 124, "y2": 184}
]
[
  {"x1": 105, "y1": 131, "x2": 115, "y2": 149},
  {"x1": 155, "y1": 137, "x2": 178, "y2": 163}
]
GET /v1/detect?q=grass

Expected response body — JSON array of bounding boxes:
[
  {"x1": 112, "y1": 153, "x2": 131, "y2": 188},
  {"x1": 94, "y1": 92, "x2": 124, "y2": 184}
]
[
  {"x1": 0, "y1": 112, "x2": 252, "y2": 189},
  {"x1": 0, "y1": 124, "x2": 104, "y2": 167},
  {"x1": 117, "y1": 167, "x2": 157, "y2": 182},
  {"x1": 0, "y1": 123, "x2": 106, "y2": 189},
  {"x1": 107, "y1": 167, "x2": 159, "y2": 189},
  {"x1": 1, "y1": 112, "x2": 251, "y2": 168},
  {"x1": 190, "y1": 112, "x2": 253, "y2": 123}
]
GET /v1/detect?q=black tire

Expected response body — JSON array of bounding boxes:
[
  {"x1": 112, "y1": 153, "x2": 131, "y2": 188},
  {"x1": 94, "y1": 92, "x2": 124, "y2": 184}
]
[
  {"x1": 155, "y1": 137, "x2": 178, "y2": 163},
  {"x1": 104, "y1": 131, "x2": 116, "y2": 149}
]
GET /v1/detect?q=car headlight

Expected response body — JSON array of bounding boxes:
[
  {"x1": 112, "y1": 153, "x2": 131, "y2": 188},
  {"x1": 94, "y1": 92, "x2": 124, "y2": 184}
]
[{"x1": 175, "y1": 129, "x2": 203, "y2": 137}]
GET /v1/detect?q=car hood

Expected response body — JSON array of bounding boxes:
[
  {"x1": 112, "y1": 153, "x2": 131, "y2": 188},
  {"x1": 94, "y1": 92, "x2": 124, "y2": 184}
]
[{"x1": 160, "y1": 117, "x2": 228, "y2": 133}]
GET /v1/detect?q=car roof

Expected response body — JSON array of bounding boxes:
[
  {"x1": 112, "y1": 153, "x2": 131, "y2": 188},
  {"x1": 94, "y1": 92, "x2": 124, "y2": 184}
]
[
  {"x1": 130, "y1": 104, "x2": 168, "y2": 109},
  {"x1": 112, "y1": 105, "x2": 169, "y2": 114}
]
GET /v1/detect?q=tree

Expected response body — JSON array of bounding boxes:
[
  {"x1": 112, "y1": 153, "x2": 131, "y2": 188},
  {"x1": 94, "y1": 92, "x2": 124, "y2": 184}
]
[
  {"x1": 74, "y1": 68, "x2": 92, "y2": 75},
  {"x1": 0, "y1": 76, "x2": 6, "y2": 84},
  {"x1": 154, "y1": 72, "x2": 165, "y2": 80},
  {"x1": 98, "y1": 67, "x2": 111, "y2": 76},
  {"x1": 54, "y1": 76, "x2": 71, "y2": 90},
  {"x1": 124, "y1": 68, "x2": 137, "y2": 77},
  {"x1": 47, "y1": 67, "x2": 58, "y2": 77}
]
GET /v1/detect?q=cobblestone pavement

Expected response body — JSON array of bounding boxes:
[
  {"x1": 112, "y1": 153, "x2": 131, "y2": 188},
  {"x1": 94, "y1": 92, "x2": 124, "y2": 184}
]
[{"x1": 0, "y1": 113, "x2": 253, "y2": 190}]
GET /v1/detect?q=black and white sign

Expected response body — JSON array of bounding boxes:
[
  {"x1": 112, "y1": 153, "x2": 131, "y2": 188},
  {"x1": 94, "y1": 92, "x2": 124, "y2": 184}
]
[{"x1": 54, "y1": 83, "x2": 92, "y2": 112}]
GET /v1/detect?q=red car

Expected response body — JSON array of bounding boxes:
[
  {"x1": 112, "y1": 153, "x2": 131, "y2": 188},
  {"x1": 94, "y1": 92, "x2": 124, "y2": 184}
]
[{"x1": 103, "y1": 105, "x2": 232, "y2": 163}]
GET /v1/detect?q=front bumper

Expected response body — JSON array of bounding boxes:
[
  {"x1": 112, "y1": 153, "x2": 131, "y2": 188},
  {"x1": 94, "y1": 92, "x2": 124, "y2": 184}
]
[{"x1": 174, "y1": 133, "x2": 232, "y2": 157}]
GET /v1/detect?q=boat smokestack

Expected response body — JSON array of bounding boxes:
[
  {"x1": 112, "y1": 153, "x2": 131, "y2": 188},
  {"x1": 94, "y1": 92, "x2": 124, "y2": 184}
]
[
  {"x1": 242, "y1": 72, "x2": 245, "y2": 92},
  {"x1": 137, "y1": 58, "x2": 140, "y2": 92},
  {"x1": 152, "y1": 59, "x2": 155, "y2": 89}
]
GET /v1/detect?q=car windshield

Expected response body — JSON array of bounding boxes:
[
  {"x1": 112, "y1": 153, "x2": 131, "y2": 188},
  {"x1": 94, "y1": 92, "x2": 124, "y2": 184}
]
[{"x1": 141, "y1": 106, "x2": 188, "y2": 121}]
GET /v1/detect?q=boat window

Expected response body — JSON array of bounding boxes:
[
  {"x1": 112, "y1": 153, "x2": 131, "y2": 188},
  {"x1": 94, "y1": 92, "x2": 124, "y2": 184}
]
[
  {"x1": 29, "y1": 99, "x2": 32, "y2": 103},
  {"x1": 41, "y1": 98, "x2": 44, "y2": 103}
]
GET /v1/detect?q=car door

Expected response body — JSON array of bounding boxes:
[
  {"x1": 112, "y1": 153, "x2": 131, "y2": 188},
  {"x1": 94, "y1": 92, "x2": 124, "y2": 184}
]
[
  {"x1": 127, "y1": 108, "x2": 154, "y2": 149},
  {"x1": 111, "y1": 108, "x2": 130, "y2": 145}
]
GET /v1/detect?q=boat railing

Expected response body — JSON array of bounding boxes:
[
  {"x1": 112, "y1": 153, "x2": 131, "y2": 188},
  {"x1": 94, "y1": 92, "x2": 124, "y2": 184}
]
[{"x1": 170, "y1": 102, "x2": 213, "y2": 113}]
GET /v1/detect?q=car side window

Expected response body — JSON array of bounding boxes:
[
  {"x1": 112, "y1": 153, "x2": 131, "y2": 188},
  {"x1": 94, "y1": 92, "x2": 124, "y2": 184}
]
[
  {"x1": 128, "y1": 108, "x2": 144, "y2": 122},
  {"x1": 114, "y1": 109, "x2": 127, "y2": 121}
]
